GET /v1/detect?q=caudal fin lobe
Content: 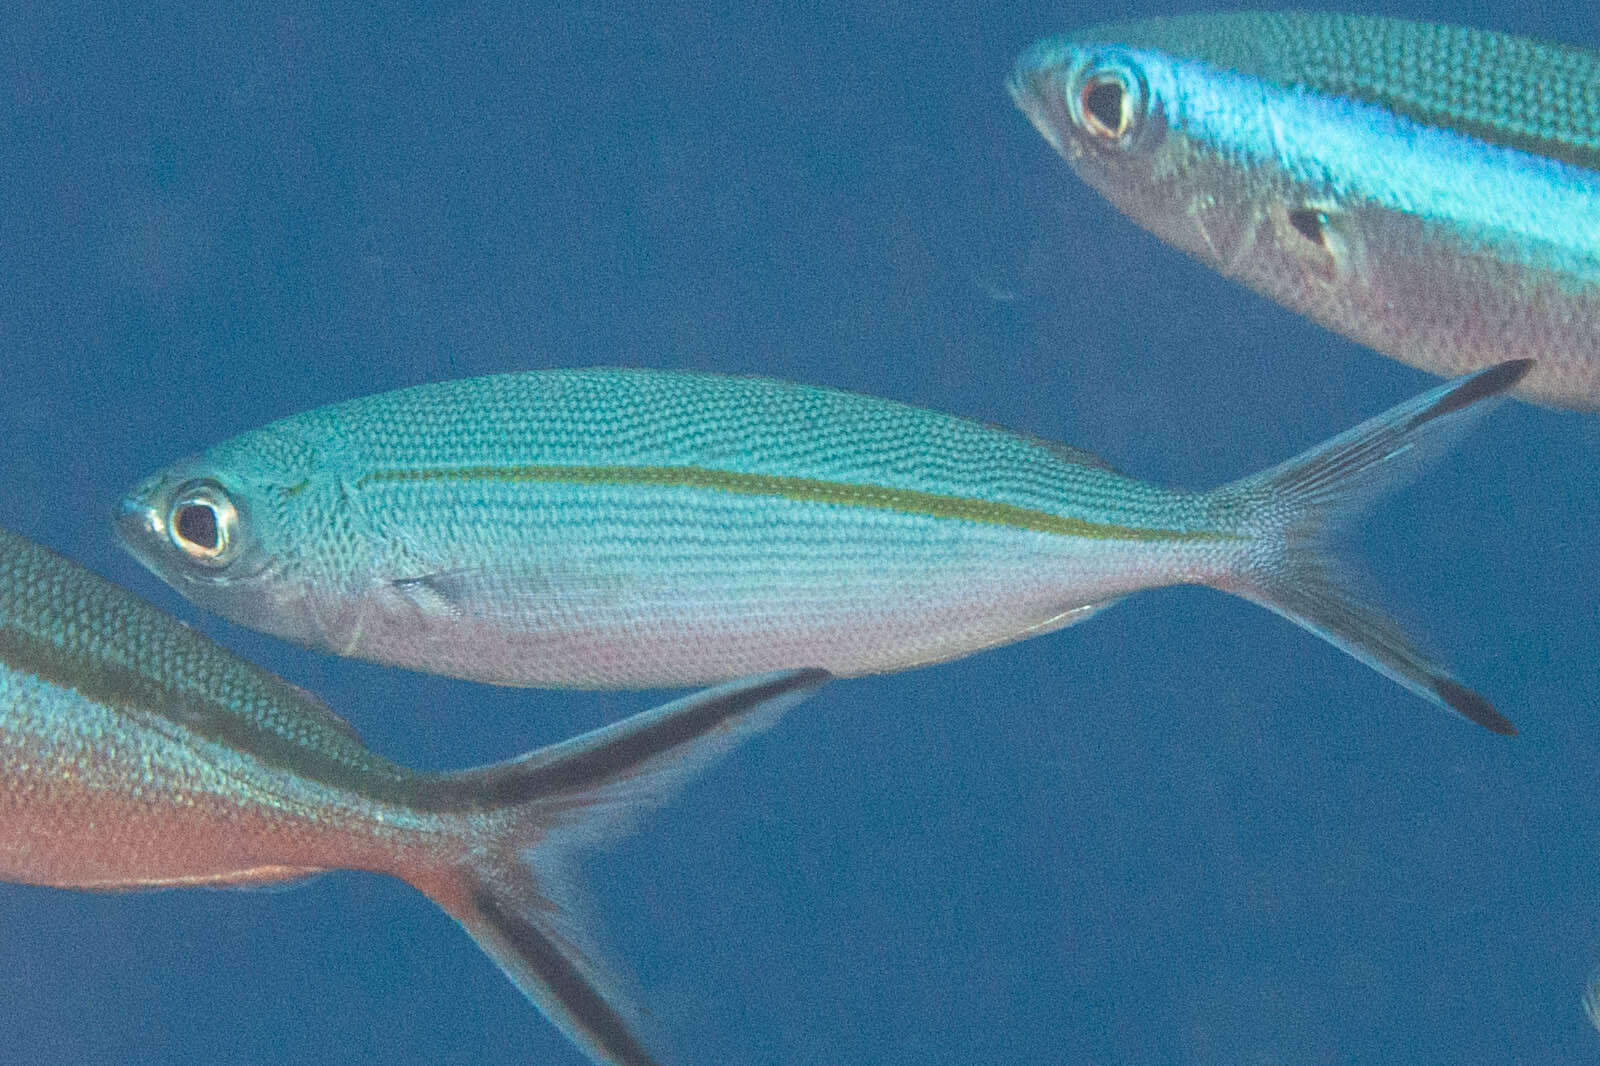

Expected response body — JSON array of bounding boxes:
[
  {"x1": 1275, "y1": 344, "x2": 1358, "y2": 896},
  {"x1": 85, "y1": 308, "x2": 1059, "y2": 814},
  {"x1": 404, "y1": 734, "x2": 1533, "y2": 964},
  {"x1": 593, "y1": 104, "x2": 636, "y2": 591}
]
[
  {"x1": 1211, "y1": 360, "x2": 1531, "y2": 735},
  {"x1": 411, "y1": 669, "x2": 832, "y2": 1066}
]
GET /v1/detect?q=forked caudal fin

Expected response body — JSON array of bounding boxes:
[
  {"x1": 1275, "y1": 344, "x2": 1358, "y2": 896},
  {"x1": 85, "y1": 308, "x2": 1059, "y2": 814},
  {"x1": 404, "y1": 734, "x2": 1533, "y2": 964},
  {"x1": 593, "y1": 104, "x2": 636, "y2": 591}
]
[
  {"x1": 410, "y1": 669, "x2": 832, "y2": 1066},
  {"x1": 1207, "y1": 360, "x2": 1531, "y2": 735}
]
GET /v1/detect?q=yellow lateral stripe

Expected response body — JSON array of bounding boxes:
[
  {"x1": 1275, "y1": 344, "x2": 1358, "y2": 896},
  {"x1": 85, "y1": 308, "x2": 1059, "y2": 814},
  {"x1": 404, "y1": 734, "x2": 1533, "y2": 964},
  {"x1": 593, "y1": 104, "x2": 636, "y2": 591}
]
[{"x1": 361, "y1": 463, "x2": 1238, "y2": 543}]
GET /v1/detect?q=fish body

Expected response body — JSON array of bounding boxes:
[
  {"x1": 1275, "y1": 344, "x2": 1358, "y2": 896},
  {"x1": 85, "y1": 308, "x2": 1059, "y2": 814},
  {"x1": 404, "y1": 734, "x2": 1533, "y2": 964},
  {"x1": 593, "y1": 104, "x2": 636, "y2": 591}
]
[
  {"x1": 0, "y1": 521, "x2": 827, "y2": 1064},
  {"x1": 1010, "y1": 12, "x2": 1600, "y2": 410},
  {"x1": 122, "y1": 370, "x2": 1240, "y2": 688},
  {"x1": 120, "y1": 363, "x2": 1528, "y2": 731}
]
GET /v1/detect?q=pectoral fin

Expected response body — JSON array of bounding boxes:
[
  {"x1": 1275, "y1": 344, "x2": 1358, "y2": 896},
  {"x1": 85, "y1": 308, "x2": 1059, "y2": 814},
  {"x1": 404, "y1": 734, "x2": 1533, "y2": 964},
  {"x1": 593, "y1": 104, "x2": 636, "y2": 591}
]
[{"x1": 390, "y1": 566, "x2": 629, "y2": 627}]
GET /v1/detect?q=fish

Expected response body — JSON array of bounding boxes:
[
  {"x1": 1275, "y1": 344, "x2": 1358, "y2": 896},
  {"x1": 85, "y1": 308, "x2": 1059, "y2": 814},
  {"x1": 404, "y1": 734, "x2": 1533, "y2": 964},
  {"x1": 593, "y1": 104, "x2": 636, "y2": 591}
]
[
  {"x1": 1009, "y1": 12, "x2": 1600, "y2": 410},
  {"x1": 118, "y1": 361, "x2": 1528, "y2": 732},
  {"x1": 0, "y1": 519, "x2": 828, "y2": 1065}
]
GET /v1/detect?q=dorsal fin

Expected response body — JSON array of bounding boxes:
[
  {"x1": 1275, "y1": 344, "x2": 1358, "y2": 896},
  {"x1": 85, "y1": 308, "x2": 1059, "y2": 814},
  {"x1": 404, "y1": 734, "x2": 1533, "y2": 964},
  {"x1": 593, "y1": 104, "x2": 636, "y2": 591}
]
[{"x1": 998, "y1": 424, "x2": 1125, "y2": 475}]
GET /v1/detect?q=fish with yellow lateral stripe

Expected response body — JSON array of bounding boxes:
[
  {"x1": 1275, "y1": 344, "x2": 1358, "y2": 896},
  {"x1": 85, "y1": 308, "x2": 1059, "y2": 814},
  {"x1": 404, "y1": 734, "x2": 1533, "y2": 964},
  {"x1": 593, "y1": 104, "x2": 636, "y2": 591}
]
[{"x1": 117, "y1": 362, "x2": 1528, "y2": 732}]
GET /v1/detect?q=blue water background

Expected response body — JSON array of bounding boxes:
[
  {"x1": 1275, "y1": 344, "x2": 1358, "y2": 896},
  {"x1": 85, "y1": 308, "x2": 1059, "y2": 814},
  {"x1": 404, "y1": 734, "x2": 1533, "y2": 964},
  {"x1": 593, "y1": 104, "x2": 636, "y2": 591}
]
[{"x1": 3, "y1": 2, "x2": 1599, "y2": 1063}]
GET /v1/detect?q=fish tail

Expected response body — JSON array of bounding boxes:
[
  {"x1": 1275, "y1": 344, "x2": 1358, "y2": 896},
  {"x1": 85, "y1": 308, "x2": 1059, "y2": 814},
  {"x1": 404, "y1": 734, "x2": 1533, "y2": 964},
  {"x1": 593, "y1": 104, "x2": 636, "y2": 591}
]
[
  {"x1": 1206, "y1": 359, "x2": 1531, "y2": 734},
  {"x1": 407, "y1": 669, "x2": 831, "y2": 1065}
]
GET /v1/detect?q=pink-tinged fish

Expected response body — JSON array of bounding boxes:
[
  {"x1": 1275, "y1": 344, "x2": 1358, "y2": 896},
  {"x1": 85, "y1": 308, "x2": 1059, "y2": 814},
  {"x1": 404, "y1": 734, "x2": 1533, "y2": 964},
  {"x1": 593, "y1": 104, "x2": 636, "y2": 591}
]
[
  {"x1": 118, "y1": 361, "x2": 1530, "y2": 732},
  {"x1": 0, "y1": 521, "x2": 827, "y2": 1065},
  {"x1": 1011, "y1": 12, "x2": 1600, "y2": 409}
]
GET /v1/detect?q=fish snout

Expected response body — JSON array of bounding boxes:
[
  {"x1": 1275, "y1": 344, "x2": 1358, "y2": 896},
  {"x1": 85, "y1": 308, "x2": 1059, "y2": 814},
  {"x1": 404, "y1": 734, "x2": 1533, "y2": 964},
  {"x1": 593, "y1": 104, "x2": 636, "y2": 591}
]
[
  {"x1": 114, "y1": 493, "x2": 164, "y2": 551},
  {"x1": 1009, "y1": 62, "x2": 1074, "y2": 154}
]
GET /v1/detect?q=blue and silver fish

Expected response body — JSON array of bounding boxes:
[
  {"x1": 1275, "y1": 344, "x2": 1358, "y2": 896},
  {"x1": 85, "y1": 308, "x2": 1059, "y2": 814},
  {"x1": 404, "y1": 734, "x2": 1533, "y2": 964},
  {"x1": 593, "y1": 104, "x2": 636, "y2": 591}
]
[
  {"x1": 1011, "y1": 12, "x2": 1600, "y2": 409},
  {"x1": 0, "y1": 520, "x2": 827, "y2": 1064},
  {"x1": 117, "y1": 361, "x2": 1529, "y2": 732}
]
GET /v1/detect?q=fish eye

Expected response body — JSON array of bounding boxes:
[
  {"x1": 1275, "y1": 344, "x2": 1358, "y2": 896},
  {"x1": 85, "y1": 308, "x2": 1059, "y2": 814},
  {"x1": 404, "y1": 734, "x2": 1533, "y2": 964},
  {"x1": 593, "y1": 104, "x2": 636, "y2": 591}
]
[
  {"x1": 165, "y1": 481, "x2": 239, "y2": 567},
  {"x1": 1083, "y1": 76, "x2": 1127, "y2": 135},
  {"x1": 1074, "y1": 58, "x2": 1148, "y2": 146}
]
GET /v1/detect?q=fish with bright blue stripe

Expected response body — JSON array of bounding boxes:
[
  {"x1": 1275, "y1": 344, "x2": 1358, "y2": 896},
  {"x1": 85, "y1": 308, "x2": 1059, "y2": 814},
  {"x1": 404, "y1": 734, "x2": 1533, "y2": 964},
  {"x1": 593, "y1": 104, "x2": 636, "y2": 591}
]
[
  {"x1": 1010, "y1": 12, "x2": 1600, "y2": 409},
  {"x1": 117, "y1": 362, "x2": 1530, "y2": 732}
]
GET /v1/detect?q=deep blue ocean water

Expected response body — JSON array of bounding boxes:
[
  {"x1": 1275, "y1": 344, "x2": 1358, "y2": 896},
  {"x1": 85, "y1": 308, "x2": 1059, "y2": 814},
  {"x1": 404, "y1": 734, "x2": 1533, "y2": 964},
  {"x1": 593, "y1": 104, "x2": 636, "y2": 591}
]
[{"x1": 3, "y1": 2, "x2": 1599, "y2": 1063}]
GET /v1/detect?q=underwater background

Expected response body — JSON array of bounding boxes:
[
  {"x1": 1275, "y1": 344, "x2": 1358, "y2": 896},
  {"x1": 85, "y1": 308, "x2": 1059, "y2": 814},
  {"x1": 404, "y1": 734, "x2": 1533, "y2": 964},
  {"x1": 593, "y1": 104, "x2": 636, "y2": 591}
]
[{"x1": 3, "y1": 1, "x2": 1599, "y2": 1063}]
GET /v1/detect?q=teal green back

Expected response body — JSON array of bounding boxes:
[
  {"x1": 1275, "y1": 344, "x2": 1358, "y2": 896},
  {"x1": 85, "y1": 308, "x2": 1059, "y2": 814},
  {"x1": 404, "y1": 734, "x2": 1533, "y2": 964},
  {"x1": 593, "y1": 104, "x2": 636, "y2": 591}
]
[{"x1": 287, "y1": 368, "x2": 1185, "y2": 531}]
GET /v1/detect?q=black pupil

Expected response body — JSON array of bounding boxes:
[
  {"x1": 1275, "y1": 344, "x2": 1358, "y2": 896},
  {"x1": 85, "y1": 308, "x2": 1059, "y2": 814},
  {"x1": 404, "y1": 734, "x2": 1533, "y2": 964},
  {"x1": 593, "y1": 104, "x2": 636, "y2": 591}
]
[
  {"x1": 176, "y1": 504, "x2": 219, "y2": 551},
  {"x1": 1288, "y1": 208, "x2": 1327, "y2": 245},
  {"x1": 1085, "y1": 79, "x2": 1126, "y2": 134}
]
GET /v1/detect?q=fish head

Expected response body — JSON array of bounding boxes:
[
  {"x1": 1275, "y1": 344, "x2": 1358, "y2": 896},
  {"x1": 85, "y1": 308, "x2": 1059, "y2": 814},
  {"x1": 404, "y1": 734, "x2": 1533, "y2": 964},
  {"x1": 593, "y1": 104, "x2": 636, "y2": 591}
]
[
  {"x1": 115, "y1": 427, "x2": 335, "y2": 645},
  {"x1": 1011, "y1": 21, "x2": 1375, "y2": 324},
  {"x1": 1009, "y1": 35, "x2": 1171, "y2": 197}
]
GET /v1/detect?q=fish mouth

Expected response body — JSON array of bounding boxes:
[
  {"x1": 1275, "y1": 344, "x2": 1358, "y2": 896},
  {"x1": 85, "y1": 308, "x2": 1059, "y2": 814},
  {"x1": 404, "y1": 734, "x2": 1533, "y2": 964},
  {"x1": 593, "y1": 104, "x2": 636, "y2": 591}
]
[
  {"x1": 1007, "y1": 50, "x2": 1081, "y2": 160},
  {"x1": 114, "y1": 494, "x2": 164, "y2": 555}
]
